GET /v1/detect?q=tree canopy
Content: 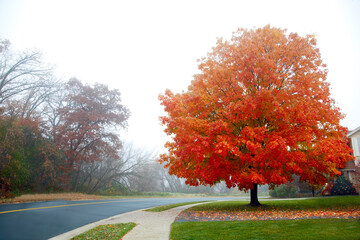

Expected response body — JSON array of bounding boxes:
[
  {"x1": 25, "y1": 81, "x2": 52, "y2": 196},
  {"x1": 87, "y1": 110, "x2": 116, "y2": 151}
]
[
  {"x1": 159, "y1": 25, "x2": 353, "y2": 205},
  {"x1": 53, "y1": 78, "x2": 130, "y2": 190}
]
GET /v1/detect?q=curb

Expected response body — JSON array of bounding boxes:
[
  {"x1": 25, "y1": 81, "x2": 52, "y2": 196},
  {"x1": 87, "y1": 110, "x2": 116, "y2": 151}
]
[{"x1": 49, "y1": 209, "x2": 145, "y2": 240}]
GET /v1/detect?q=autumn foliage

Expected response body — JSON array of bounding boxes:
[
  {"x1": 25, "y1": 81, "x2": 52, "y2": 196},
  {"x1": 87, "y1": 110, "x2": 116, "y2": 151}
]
[
  {"x1": 53, "y1": 78, "x2": 130, "y2": 190},
  {"x1": 159, "y1": 26, "x2": 353, "y2": 203},
  {"x1": 0, "y1": 116, "x2": 66, "y2": 198}
]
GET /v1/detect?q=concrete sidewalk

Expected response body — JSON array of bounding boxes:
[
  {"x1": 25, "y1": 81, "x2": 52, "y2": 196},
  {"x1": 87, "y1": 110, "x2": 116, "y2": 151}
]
[{"x1": 50, "y1": 203, "x2": 201, "y2": 240}]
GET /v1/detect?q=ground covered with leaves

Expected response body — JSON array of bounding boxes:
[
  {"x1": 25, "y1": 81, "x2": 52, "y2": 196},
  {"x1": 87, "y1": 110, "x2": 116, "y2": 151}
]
[
  {"x1": 175, "y1": 197, "x2": 360, "y2": 222},
  {"x1": 175, "y1": 209, "x2": 360, "y2": 222}
]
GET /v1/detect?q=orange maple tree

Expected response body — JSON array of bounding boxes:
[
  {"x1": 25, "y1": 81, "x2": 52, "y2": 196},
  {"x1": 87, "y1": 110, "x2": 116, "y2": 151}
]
[{"x1": 159, "y1": 25, "x2": 353, "y2": 206}]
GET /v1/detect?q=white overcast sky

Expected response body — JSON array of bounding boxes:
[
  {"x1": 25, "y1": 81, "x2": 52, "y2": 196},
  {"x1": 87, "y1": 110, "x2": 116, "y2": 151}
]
[{"x1": 1, "y1": 0, "x2": 359, "y2": 152}]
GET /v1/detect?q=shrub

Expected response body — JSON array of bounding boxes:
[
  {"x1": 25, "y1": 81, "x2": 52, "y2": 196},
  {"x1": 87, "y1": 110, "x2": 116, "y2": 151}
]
[{"x1": 331, "y1": 175, "x2": 357, "y2": 196}]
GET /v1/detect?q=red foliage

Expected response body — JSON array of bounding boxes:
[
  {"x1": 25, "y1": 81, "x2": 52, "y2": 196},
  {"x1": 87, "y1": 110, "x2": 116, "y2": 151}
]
[
  {"x1": 53, "y1": 79, "x2": 130, "y2": 187},
  {"x1": 159, "y1": 25, "x2": 353, "y2": 192}
]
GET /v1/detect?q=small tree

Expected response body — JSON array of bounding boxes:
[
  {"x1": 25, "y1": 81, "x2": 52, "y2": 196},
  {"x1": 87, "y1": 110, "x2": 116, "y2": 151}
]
[
  {"x1": 331, "y1": 175, "x2": 357, "y2": 196},
  {"x1": 159, "y1": 25, "x2": 353, "y2": 206}
]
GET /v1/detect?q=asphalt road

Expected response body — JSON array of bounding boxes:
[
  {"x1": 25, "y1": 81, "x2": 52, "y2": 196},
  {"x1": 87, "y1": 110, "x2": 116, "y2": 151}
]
[{"x1": 0, "y1": 197, "x2": 244, "y2": 240}]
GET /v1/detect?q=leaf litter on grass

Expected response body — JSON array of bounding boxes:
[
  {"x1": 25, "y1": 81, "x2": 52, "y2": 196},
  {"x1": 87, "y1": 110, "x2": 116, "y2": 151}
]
[{"x1": 175, "y1": 209, "x2": 360, "y2": 222}]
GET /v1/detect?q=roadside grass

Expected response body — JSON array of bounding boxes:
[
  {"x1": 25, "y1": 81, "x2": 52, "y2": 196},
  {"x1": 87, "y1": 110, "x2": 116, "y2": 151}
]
[
  {"x1": 0, "y1": 192, "x2": 214, "y2": 204},
  {"x1": 0, "y1": 193, "x2": 109, "y2": 204},
  {"x1": 145, "y1": 201, "x2": 210, "y2": 212},
  {"x1": 186, "y1": 196, "x2": 360, "y2": 212},
  {"x1": 71, "y1": 223, "x2": 136, "y2": 240},
  {"x1": 1, "y1": 192, "x2": 193, "y2": 204},
  {"x1": 170, "y1": 219, "x2": 360, "y2": 240}
]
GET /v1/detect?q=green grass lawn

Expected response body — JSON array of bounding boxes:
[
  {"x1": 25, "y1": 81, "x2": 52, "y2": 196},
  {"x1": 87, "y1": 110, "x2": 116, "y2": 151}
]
[
  {"x1": 171, "y1": 196, "x2": 360, "y2": 240},
  {"x1": 186, "y1": 196, "x2": 360, "y2": 212},
  {"x1": 71, "y1": 223, "x2": 136, "y2": 240},
  {"x1": 171, "y1": 219, "x2": 360, "y2": 240},
  {"x1": 145, "y1": 201, "x2": 210, "y2": 212}
]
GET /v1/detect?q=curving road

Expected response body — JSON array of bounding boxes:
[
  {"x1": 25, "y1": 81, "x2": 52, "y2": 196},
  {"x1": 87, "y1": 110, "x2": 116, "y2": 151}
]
[{"x1": 0, "y1": 197, "x2": 244, "y2": 240}]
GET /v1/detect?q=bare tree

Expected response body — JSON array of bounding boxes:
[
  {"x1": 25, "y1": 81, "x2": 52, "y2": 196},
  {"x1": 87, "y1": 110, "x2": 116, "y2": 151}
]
[
  {"x1": 127, "y1": 161, "x2": 163, "y2": 192},
  {"x1": 158, "y1": 164, "x2": 186, "y2": 192},
  {"x1": 0, "y1": 38, "x2": 54, "y2": 106},
  {"x1": 121, "y1": 145, "x2": 162, "y2": 192},
  {"x1": 158, "y1": 164, "x2": 218, "y2": 194},
  {"x1": 42, "y1": 84, "x2": 67, "y2": 135},
  {"x1": 4, "y1": 81, "x2": 62, "y2": 120},
  {"x1": 75, "y1": 143, "x2": 156, "y2": 194}
]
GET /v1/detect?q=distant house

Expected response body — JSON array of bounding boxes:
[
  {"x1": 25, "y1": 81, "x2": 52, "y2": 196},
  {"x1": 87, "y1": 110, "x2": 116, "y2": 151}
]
[{"x1": 345, "y1": 126, "x2": 360, "y2": 191}]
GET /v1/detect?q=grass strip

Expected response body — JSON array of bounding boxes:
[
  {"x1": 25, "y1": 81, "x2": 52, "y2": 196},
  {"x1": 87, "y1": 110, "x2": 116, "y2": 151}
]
[
  {"x1": 171, "y1": 219, "x2": 360, "y2": 240},
  {"x1": 186, "y1": 196, "x2": 360, "y2": 212},
  {"x1": 1, "y1": 193, "x2": 109, "y2": 204},
  {"x1": 145, "y1": 201, "x2": 210, "y2": 212},
  {"x1": 71, "y1": 223, "x2": 136, "y2": 240}
]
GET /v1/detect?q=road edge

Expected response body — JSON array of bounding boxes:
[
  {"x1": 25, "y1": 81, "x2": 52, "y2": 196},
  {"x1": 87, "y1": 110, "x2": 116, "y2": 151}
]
[{"x1": 48, "y1": 208, "x2": 145, "y2": 240}]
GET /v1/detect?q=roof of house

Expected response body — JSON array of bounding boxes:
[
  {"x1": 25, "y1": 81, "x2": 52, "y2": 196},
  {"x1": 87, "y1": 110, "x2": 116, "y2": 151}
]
[{"x1": 348, "y1": 126, "x2": 360, "y2": 138}]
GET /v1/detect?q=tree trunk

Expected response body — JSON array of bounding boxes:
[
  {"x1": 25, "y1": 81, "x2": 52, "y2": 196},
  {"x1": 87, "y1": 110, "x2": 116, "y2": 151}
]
[{"x1": 249, "y1": 183, "x2": 262, "y2": 207}]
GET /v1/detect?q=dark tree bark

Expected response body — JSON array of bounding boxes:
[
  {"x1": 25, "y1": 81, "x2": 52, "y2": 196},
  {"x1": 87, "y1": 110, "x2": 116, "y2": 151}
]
[
  {"x1": 249, "y1": 183, "x2": 262, "y2": 207},
  {"x1": 312, "y1": 187, "x2": 315, "y2": 197}
]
